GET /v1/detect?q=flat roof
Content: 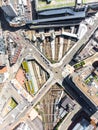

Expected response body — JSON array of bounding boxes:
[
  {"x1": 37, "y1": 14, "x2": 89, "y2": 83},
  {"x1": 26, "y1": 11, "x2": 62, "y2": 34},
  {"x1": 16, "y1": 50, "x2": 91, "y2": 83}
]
[
  {"x1": 73, "y1": 70, "x2": 98, "y2": 106},
  {"x1": 2, "y1": 5, "x2": 17, "y2": 17},
  {"x1": 0, "y1": 38, "x2": 5, "y2": 54},
  {"x1": 72, "y1": 118, "x2": 89, "y2": 130},
  {"x1": 29, "y1": 10, "x2": 85, "y2": 24},
  {"x1": 13, "y1": 122, "x2": 32, "y2": 130},
  {"x1": 36, "y1": 0, "x2": 75, "y2": 11},
  {"x1": 32, "y1": 117, "x2": 43, "y2": 130},
  {"x1": 38, "y1": 8, "x2": 74, "y2": 16},
  {"x1": 60, "y1": 96, "x2": 75, "y2": 109},
  {"x1": 0, "y1": 74, "x2": 4, "y2": 83},
  {"x1": 0, "y1": 55, "x2": 6, "y2": 66},
  {"x1": 83, "y1": 0, "x2": 98, "y2": 4}
]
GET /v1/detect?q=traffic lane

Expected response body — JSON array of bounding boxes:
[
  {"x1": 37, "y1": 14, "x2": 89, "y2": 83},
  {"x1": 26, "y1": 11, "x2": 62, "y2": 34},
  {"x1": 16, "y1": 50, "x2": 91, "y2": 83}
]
[
  {"x1": 9, "y1": 32, "x2": 51, "y2": 64},
  {"x1": 60, "y1": 19, "x2": 98, "y2": 66},
  {"x1": 5, "y1": 25, "x2": 98, "y2": 130},
  {"x1": 9, "y1": 32, "x2": 67, "y2": 78},
  {"x1": 31, "y1": 77, "x2": 56, "y2": 107},
  {"x1": 27, "y1": 49, "x2": 53, "y2": 74},
  {"x1": 9, "y1": 33, "x2": 52, "y2": 74},
  {"x1": 6, "y1": 78, "x2": 56, "y2": 129}
]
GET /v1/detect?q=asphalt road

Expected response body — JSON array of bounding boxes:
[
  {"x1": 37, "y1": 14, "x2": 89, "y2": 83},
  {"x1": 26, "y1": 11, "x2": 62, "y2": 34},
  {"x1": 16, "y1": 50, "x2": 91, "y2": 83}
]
[{"x1": 1, "y1": 14, "x2": 98, "y2": 130}]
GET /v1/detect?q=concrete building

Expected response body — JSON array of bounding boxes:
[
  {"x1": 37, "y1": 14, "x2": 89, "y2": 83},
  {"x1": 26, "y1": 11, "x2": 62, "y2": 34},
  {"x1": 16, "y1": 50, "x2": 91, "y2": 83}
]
[
  {"x1": 13, "y1": 122, "x2": 32, "y2": 130},
  {"x1": 2, "y1": 5, "x2": 17, "y2": 18},
  {"x1": 91, "y1": 111, "x2": 98, "y2": 124},
  {"x1": 76, "y1": 0, "x2": 82, "y2": 5},
  {"x1": 7, "y1": 39, "x2": 22, "y2": 66},
  {"x1": 60, "y1": 96, "x2": 75, "y2": 111},
  {"x1": 0, "y1": 74, "x2": 5, "y2": 83},
  {"x1": 31, "y1": 117, "x2": 44, "y2": 130},
  {"x1": 58, "y1": 96, "x2": 76, "y2": 118},
  {"x1": 69, "y1": 66, "x2": 98, "y2": 112},
  {"x1": 10, "y1": 45, "x2": 22, "y2": 66},
  {"x1": 0, "y1": 55, "x2": 6, "y2": 67},
  {"x1": 0, "y1": 29, "x2": 8, "y2": 83},
  {"x1": 72, "y1": 118, "x2": 95, "y2": 130},
  {"x1": 75, "y1": 39, "x2": 97, "y2": 62},
  {"x1": 0, "y1": 33, "x2": 5, "y2": 55},
  {"x1": 2, "y1": 0, "x2": 32, "y2": 27},
  {"x1": 28, "y1": 8, "x2": 86, "y2": 25}
]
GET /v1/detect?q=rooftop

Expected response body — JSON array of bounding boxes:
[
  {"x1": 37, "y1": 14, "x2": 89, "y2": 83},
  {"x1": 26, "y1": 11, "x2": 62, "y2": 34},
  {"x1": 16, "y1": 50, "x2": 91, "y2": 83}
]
[
  {"x1": 0, "y1": 74, "x2": 4, "y2": 84},
  {"x1": 75, "y1": 39, "x2": 97, "y2": 62},
  {"x1": 2, "y1": 0, "x2": 32, "y2": 26},
  {"x1": 36, "y1": 0, "x2": 75, "y2": 11},
  {"x1": 91, "y1": 111, "x2": 98, "y2": 124},
  {"x1": 60, "y1": 96, "x2": 75, "y2": 110},
  {"x1": 0, "y1": 55, "x2": 6, "y2": 66},
  {"x1": 2, "y1": 5, "x2": 17, "y2": 18},
  {"x1": 73, "y1": 67, "x2": 98, "y2": 107},
  {"x1": 0, "y1": 31, "x2": 5, "y2": 54},
  {"x1": 13, "y1": 122, "x2": 31, "y2": 130},
  {"x1": 0, "y1": 66, "x2": 7, "y2": 74},
  {"x1": 72, "y1": 118, "x2": 94, "y2": 130},
  {"x1": 83, "y1": 0, "x2": 98, "y2": 4},
  {"x1": 31, "y1": 117, "x2": 43, "y2": 130}
]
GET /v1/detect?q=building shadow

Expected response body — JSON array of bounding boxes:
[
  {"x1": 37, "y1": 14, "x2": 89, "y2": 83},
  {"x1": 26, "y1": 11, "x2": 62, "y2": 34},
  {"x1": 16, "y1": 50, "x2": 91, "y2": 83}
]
[
  {"x1": 68, "y1": 110, "x2": 90, "y2": 130},
  {"x1": 0, "y1": 8, "x2": 27, "y2": 31}
]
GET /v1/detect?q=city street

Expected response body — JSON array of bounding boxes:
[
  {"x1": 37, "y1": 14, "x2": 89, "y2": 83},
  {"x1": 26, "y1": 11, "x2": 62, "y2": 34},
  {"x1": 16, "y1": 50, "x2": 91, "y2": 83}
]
[{"x1": 0, "y1": 10, "x2": 98, "y2": 130}]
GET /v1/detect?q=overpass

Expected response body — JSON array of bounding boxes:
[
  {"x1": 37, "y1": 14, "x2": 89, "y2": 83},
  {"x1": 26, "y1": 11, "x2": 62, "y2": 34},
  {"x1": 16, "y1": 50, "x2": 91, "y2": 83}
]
[
  {"x1": 62, "y1": 31, "x2": 78, "y2": 39},
  {"x1": 33, "y1": 30, "x2": 78, "y2": 41}
]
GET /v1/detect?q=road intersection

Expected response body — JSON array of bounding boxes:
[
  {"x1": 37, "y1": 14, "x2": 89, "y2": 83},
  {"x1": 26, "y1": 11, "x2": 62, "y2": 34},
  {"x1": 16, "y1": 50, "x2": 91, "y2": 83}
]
[{"x1": 1, "y1": 15, "x2": 98, "y2": 130}]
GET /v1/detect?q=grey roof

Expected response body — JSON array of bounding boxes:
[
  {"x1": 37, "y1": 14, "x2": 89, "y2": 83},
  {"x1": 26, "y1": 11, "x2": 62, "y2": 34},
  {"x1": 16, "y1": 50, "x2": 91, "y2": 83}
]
[
  {"x1": 32, "y1": 117, "x2": 44, "y2": 130},
  {"x1": 0, "y1": 55, "x2": 6, "y2": 66},
  {"x1": 29, "y1": 10, "x2": 85, "y2": 24},
  {"x1": 2, "y1": 5, "x2": 17, "y2": 18},
  {"x1": 85, "y1": 125, "x2": 94, "y2": 130},
  {"x1": 60, "y1": 96, "x2": 75, "y2": 110},
  {"x1": 0, "y1": 74, "x2": 4, "y2": 83},
  {"x1": 0, "y1": 38, "x2": 5, "y2": 54},
  {"x1": 10, "y1": 0, "x2": 15, "y2": 5},
  {"x1": 72, "y1": 118, "x2": 89, "y2": 130},
  {"x1": 14, "y1": 123, "x2": 31, "y2": 130},
  {"x1": 38, "y1": 8, "x2": 74, "y2": 16}
]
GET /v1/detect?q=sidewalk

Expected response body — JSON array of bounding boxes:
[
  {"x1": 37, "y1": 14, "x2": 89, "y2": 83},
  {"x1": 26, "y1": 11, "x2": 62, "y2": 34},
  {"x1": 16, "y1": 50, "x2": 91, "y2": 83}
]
[{"x1": 58, "y1": 103, "x2": 81, "y2": 130}]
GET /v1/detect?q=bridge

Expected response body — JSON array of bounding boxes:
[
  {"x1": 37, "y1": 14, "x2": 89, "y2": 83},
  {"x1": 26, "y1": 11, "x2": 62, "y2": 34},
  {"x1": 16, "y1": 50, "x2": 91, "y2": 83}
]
[{"x1": 32, "y1": 29, "x2": 78, "y2": 41}]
